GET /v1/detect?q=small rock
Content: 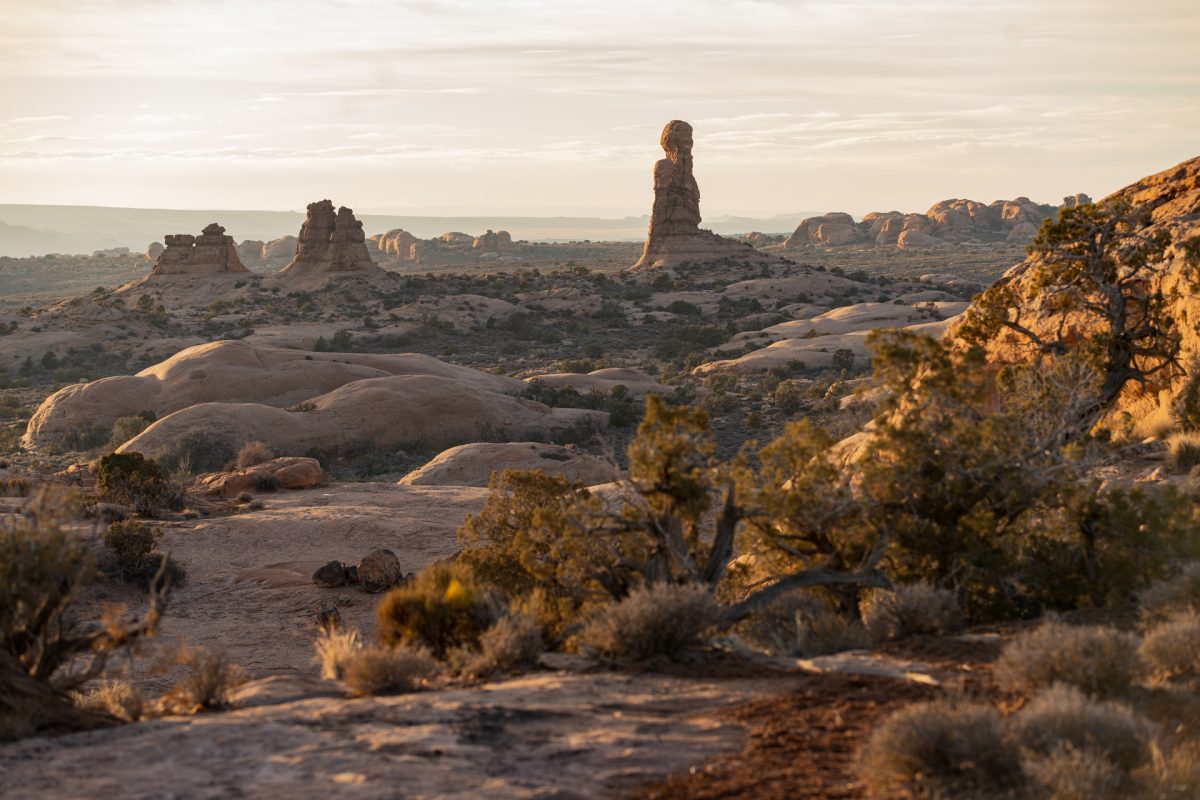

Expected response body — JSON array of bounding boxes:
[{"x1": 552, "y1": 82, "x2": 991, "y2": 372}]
[
  {"x1": 345, "y1": 564, "x2": 359, "y2": 584},
  {"x1": 358, "y1": 548, "x2": 403, "y2": 592},
  {"x1": 312, "y1": 560, "x2": 347, "y2": 588}
]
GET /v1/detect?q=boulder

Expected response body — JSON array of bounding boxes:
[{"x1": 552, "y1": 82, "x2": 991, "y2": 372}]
[
  {"x1": 236, "y1": 239, "x2": 266, "y2": 267},
  {"x1": 151, "y1": 223, "x2": 251, "y2": 276},
  {"x1": 896, "y1": 229, "x2": 942, "y2": 250},
  {"x1": 399, "y1": 442, "x2": 618, "y2": 487},
  {"x1": 312, "y1": 561, "x2": 348, "y2": 588},
  {"x1": 145, "y1": 242, "x2": 165, "y2": 262},
  {"x1": 783, "y1": 212, "x2": 868, "y2": 247},
  {"x1": 358, "y1": 549, "x2": 403, "y2": 592},
  {"x1": 372, "y1": 228, "x2": 422, "y2": 261},
  {"x1": 263, "y1": 236, "x2": 298, "y2": 263},
  {"x1": 197, "y1": 457, "x2": 324, "y2": 498},
  {"x1": 470, "y1": 230, "x2": 515, "y2": 254}
]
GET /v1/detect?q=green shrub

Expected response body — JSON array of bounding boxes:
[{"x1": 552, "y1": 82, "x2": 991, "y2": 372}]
[
  {"x1": 738, "y1": 592, "x2": 867, "y2": 658},
  {"x1": 236, "y1": 441, "x2": 273, "y2": 469},
  {"x1": 102, "y1": 520, "x2": 183, "y2": 588},
  {"x1": 580, "y1": 582, "x2": 717, "y2": 662},
  {"x1": 1140, "y1": 562, "x2": 1200, "y2": 623},
  {"x1": 110, "y1": 414, "x2": 154, "y2": 447},
  {"x1": 855, "y1": 700, "x2": 1024, "y2": 799},
  {"x1": 95, "y1": 452, "x2": 173, "y2": 515},
  {"x1": 160, "y1": 431, "x2": 235, "y2": 474},
  {"x1": 377, "y1": 562, "x2": 500, "y2": 659},
  {"x1": 993, "y1": 621, "x2": 1140, "y2": 698},
  {"x1": 1167, "y1": 431, "x2": 1200, "y2": 472}
]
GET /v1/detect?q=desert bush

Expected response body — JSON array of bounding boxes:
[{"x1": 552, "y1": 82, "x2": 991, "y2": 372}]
[
  {"x1": 1143, "y1": 742, "x2": 1200, "y2": 799},
  {"x1": 1167, "y1": 432, "x2": 1200, "y2": 472},
  {"x1": 95, "y1": 451, "x2": 173, "y2": 514},
  {"x1": 1139, "y1": 610, "x2": 1200, "y2": 689},
  {"x1": 109, "y1": 414, "x2": 153, "y2": 446},
  {"x1": 160, "y1": 431, "x2": 236, "y2": 474},
  {"x1": 236, "y1": 440, "x2": 273, "y2": 469},
  {"x1": 72, "y1": 681, "x2": 144, "y2": 723},
  {"x1": 738, "y1": 591, "x2": 868, "y2": 657},
  {"x1": 102, "y1": 519, "x2": 184, "y2": 588},
  {"x1": 1, "y1": 490, "x2": 167, "y2": 739},
  {"x1": 580, "y1": 582, "x2": 717, "y2": 662},
  {"x1": 1009, "y1": 684, "x2": 1152, "y2": 772},
  {"x1": 458, "y1": 612, "x2": 544, "y2": 679},
  {"x1": 1022, "y1": 745, "x2": 1128, "y2": 800},
  {"x1": 159, "y1": 646, "x2": 246, "y2": 714},
  {"x1": 862, "y1": 582, "x2": 963, "y2": 643},
  {"x1": 341, "y1": 644, "x2": 436, "y2": 696},
  {"x1": 993, "y1": 621, "x2": 1141, "y2": 698},
  {"x1": 1140, "y1": 562, "x2": 1200, "y2": 623},
  {"x1": 377, "y1": 562, "x2": 500, "y2": 659},
  {"x1": 855, "y1": 700, "x2": 1024, "y2": 799},
  {"x1": 254, "y1": 472, "x2": 280, "y2": 492}
]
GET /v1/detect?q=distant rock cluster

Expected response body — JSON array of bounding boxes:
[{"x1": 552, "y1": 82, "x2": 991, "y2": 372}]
[
  {"x1": 279, "y1": 200, "x2": 379, "y2": 275},
  {"x1": 368, "y1": 227, "x2": 516, "y2": 264},
  {"x1": 783, "y1": 194, "x2": 1093, "y2": 250},
  {"x1": 150, "y1": 223, "x2": 251, "y2": 275}
]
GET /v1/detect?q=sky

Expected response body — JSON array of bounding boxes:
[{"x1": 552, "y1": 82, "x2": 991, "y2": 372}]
[{"x1": 0, "y1": 0, "x2": 1197, "y2": 217}]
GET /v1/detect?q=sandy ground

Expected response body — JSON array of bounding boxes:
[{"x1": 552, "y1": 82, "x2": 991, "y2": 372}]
[{"x1": 151, "y1": 482, "x2": 489, "y2": 676}]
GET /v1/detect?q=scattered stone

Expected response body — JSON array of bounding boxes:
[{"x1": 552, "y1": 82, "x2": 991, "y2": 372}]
[
  {"x1": 358, "y1": 548, "x2": 403, "y2": 592},
  {"x1": 312, "y1": 561, "x2": 348, "y2": 589}
]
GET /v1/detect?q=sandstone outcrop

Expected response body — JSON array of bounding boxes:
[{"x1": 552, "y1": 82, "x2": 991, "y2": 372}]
[
  {"x1": 22, "y1": 340, "x2": 525, "y2": 448},
  {"x1": 530, "y1": 367, "x2": 667, "y2": 397},
  {"x1": 114, "y1": 375, "x2": 605, "y2": 463},
  {"x1": 470, "y1": 229, "x2": 515, "y2": 253},
  {"x1": 371, "y1": 228, "x2": 422, "y2": 261},
  {"x1": 145, "y1": 242, "x2": 164, "y2": 262},
  {"x1": 399, "y1": 442, "x2": 618, "y2": 487},
  {"x1": 236, "y1": 239, "x2": 266, "y2": 267},
  {"x1": 263, "y1": 236, "x2": 298, "y2": 264},
  {"x1": 279, "y1": 200, "x2": 379, "y2": 276},
  {"x1": 150, "y1": 224, "x2": 251, "y2": 276},
  {"x1": 633, "y1": 120, "x2": 753, "y2": 269},
  {"x1": 784, "y1": 196, "x2": 1064, "y2": 249},
  {"x1": 197, "y1": 456, "x2": 324, "y2": 498}
]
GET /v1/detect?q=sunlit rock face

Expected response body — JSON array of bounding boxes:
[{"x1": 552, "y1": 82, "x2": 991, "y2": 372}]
[
  {"x1": 150, "y1": 223, "x2": 250, "y2": 275},
  {"x1": 279, "y1": 200, "x2": 379, "y2": 275}
]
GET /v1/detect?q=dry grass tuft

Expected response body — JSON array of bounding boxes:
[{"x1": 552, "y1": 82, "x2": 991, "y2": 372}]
[
  {"x1": 1009, "y1": 683, "x2": 1152, "y2": 772},
  {"x1": 993, "y1": 620, "x2": 1140, "y2": 698},
  {"x1": 158, "y1": 646, "x2": 246, "y2": 714},
  {"x1": 315, "y1": 627, "x2": 361, "y2": 681},
  {"x1": 581, "y1": 582, "x2": 718, "y2": 662},
  {"x1": 1022, "y1": 744, "x2": 1128, "y2": 800},
  {"x1": 236, "y1": 441, "x2": 273, "y2": 469},
  {"x1": 861, "y1": 581, "x2": 963, "y2": 644},
  {"x1": 1139, "y1": 610, "x2": 1200, "y2": 689},
  {"x1": 742, "y1": 592, "x2": 869, "y2": 658},
  {"x1": 459, "y1": 613, "x2": 544, "y2": 679},
  {"x1": 1139, "y1": 563, "x2": 1200, "y2": 624},
  {"x1": 1144, "y1": 741, "x2": 1200, "y2": 799},
  {"x1": 1167, "y1": 431, "x2": 1200, "y2": 472},
  {"x1": 72, "y1": 681, "x2": 144, "y2": 722},
  {"x1": 341, "y1": 644, "x2": 437, "y2": 696},
  {"x1": 855, "y1": 699, "x2": 1024, "y2": 799}
]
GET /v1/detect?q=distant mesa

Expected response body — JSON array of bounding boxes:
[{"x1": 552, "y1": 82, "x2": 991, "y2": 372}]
[
  {"x1": 633, "y1": 119, "x2": 754, "y2": 269},
  {"x1": 783, "y1": 194, "x2": 1094, "y2": 250},
  {"x1": 279, "y1": 200, "x2": 380, "y2": 276},
  {"x1": 150, "y1": 223, "x2": 250, "y2": 275}
]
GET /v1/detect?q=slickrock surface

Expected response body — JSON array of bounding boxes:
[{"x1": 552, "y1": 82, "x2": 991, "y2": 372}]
[
  {"x1": 279, "y1": 200, "x2": 380, "y2": 276},
  {"x1": 399, "y1": 442, "x2": 619, "y2": 487},
  {"x1": 530, "y1": 367, "x2": 667, "y2": 397},
  {"x1": 23, "y1": 341, "x2": 525, "y2": 448},
  {"x1": 633, "y1": 120, "x2": 754, "y2": 269},
  {"x1": 150, "y1": 223, "x2": 251, "y2": 275}
]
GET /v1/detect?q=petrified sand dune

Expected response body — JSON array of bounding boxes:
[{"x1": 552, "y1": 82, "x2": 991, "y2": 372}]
[
  {"x1": 116, "y1": 374, "x2": 605, "y2": 460},
  {"x1": 399, "y1": 442, "x2": 619, "y2": 487},
  {"x1": 731, "y1": 301, "x2": 969, "y2": 343},
  {"x1": 530, "y1": 367, "x2": 667, "y2": 397},
  {"x1": 22, "y1": 340, "x2": 525, "y2": 448}
]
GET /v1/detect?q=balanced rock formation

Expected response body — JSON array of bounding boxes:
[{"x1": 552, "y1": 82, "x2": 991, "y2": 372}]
[
  {"x1": 633, "y1": 120, "x2": 752, "y2": 269},
  {"x1": 145, "y1": 242, "x2": 165, "y2": 262},
  {"x1": 150, "y1": 223, "x2": 251, "y2": 276},
  {"x1": 399, "y1": 442, "x2": 618, "y2": 487},
  {"x1": 279, "y1": 200, "x2": 379, "y2": 276},
  {"x1": 22, "y1": 340, "x2": 525, "y2": 448}
]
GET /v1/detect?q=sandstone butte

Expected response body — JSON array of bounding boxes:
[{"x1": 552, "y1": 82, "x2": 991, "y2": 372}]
[
  {"x1": 633, "y1": 120, "x2": 753, "y2": 269},
  {"x1": 278, "y1": 200, "x2": 381, "y2": 275},
  {"x1": 149, "y1": 223, "x2": 251, "y2": 276}
]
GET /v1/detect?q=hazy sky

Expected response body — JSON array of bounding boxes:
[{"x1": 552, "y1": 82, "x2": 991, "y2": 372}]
[{"x1": 1, "y1": 0, "x2": 1196, "y2": 217}]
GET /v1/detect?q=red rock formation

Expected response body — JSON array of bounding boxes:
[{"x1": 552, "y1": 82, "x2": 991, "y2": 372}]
[
  {"x1": 150, "y1": 223, "x2": 250, "y2": 275},
  {"x1": 471, "y1": 229, "x2": 515, "y2": 254},
  {"x1": 633, "y1": 120, "x2": 751, "y2": 269},
  {"x1": 279, "y1": 200, "x2": 379, "y2": 276}
]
